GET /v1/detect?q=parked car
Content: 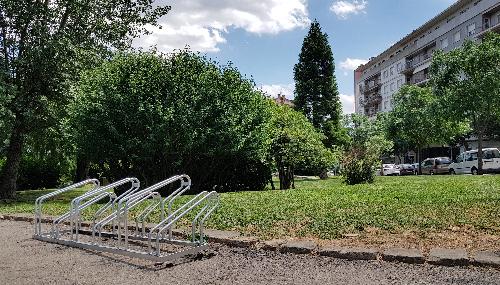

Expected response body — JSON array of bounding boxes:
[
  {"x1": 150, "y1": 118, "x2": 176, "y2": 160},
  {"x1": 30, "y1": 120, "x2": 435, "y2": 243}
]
[
  {"x1": 448, "y1": 148, "x2": 500, "y2": 175},
  {"x1": 398, "y1": 164, "x2": 416, "y2": 175},
  {"x1": 382, "y1": 164, "x2": 400, "y2": 176},
  {"x1": 421, "y1": 157, "x2": 452, "y2": 175}
]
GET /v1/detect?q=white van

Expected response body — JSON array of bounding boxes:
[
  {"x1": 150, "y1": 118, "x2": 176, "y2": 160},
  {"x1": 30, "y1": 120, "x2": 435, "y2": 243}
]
[{"x1": 448, "y1": 148, "x2": 500, "y2": 175}]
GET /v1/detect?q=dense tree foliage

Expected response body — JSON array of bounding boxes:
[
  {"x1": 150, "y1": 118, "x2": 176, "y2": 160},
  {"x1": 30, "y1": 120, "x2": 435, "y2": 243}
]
[
  {"x1": 389, "y1": 85, "x2": 442, "y2": 174},
  {"x1": 268, "y1": 105, "x2": 336, "y2": 190},
  {"x1": 293, "y1": 20, "x2": 342, "y2": 147},
  {"x1": 71, "y1": 51, "x2": 273, "y2": 193},
  {"x1": 0, "y1": 0, "x2": 170, "y2": 198},
  {"x1": 389, "y1": 85, "x2": 468, "y2": 173},
  {"x1": 431, "y1": 32, "x2": 500, "y2": 174}
]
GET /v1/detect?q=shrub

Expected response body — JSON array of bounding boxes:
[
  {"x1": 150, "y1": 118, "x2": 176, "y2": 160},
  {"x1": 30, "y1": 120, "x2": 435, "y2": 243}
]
[
  {"x1": 17, "y1": 156, "x2": 62, "y2": 190},
  {"x1": 341, "y1": 114, "x2": 393, "y2": 185},
  {"x1": 71, "y1": 51, "x2": 272, "y2": 193},
  {"x1": 268, "y1": 105, "x2": 336, "y2": 188},
  {"x1": 341, "y1": 148, "x2": 377, "y2": 185}
]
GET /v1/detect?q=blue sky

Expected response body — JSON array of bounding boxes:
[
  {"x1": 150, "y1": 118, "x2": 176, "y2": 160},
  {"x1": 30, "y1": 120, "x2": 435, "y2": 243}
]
[{"x1": 135, "y1": 0, "x2": 457, "y2": 113}]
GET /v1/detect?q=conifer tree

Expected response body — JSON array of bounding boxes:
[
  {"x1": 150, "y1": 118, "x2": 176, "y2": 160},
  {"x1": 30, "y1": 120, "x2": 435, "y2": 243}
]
[{"x1": 293, "y1": 20, "x2": 342, "y2": 147}]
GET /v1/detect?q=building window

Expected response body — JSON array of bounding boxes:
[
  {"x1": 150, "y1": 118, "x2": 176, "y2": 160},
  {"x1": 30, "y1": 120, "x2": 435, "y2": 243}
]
[
  {"x1": 383, "y1": 70, "x2": 388, "y2": 78},
  {"x1": 384, "y1": 86, "x2": 388, "y2": 93},
  {"x1": 454, "y1": 31, "x2": 461, "y2": 43},
  {"x1": 484, "y1": 18, "x2": 490, "y2": 29},
  {"x1": 397, "y1": 62, "x2": 402, "y2": 72},
  {"x1": 397, "y1": 79, "x2": 403, "y2": 88},
  {"x1": 441, "y1": 38, "x2": 449, "y2": 49},
  {"x1": 390, "y1": 67, "x2": 394, "y2": 76},
  {"x1": 390, "y1": 82, "x2": 395, "y2": 92},
  {"x1": 467, "y1": 23, "x2": 476, "y2": 36}
]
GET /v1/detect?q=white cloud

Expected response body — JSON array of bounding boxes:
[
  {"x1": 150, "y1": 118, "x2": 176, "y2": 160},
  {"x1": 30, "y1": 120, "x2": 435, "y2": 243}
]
[
  {"x1": 340, "y1": 94, "x2": 355, "y2": 114},
  {"x1": 330, "y1": 1, "x2": 368, "y2": 19},
  {"x1": 134, "y1": 0, "x2": 310, "y2": 53},
  {"x1": 339, "y1": 58, "x2": 368, "y2": 71},
  {"x1": 260, "y1": 84, "x2": 295, "y2": 99}
]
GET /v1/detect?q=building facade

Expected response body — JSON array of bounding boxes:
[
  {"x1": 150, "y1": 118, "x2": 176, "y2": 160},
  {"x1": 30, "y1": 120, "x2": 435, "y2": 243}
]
[
  {"x1": 354, "y1": 0, "x2": 500, "y2": 117},
  {"x1": 273, "y1": 93, "x2": 295, "y2": 107}
]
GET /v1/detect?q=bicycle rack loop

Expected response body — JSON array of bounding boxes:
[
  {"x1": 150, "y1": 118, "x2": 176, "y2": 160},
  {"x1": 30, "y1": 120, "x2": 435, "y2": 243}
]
[{"x1": 34, "y1": 175, "x2": 219, "y2": 262}]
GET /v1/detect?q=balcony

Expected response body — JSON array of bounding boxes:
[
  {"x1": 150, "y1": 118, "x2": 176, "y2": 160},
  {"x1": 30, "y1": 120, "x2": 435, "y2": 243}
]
[
  {"x1": 414, "y1": 75, "x2": 430, "y2": 86},
  {"x1": 359, "y1": 93, "x2": 382, "y2": 107},
  {"x1": 410, "y1": 71, "x2": 430, "y2": 86},
  {"x1": 360, "y1": 80, "x2": 381, "y2": 94},
  {"x1": 477, "y1": 22, "x2": 500, "y2": 38},
  {"x1": 401, "y1": 53, "x2": 433, "y2": 75},
  {"x1": 401, "y1": 61, "x2": 416, "y2": 75}
]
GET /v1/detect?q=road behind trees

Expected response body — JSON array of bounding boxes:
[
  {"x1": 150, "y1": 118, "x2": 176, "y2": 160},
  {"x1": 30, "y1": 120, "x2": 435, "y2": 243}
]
[{"x1": 0, "y1": 220, "x2": 498, "y2": 285}]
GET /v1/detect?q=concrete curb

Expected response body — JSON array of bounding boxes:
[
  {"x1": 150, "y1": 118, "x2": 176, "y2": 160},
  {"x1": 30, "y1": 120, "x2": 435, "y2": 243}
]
[
  {"x1": 319, "y1": 246, "x2": 378, "y2": 260},
  {"x1": 280, "y1": 240, "x2": 317, "y2": 254},
  {"x1": 428, "y1": 248, "x2": 469, "y2": 267},
  {"x1": 1, "y1": 213, "x2": 498, "y2": 268},
  {"x1": 381, "y1": 248, "x2": 425, "y2": 264},
  {"x1": 471, "y1": 251, "x2": 500, "y2": 268}
]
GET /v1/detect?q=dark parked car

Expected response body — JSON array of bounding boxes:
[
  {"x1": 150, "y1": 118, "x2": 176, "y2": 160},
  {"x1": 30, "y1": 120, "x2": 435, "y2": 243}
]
[
  {"x1": 398, "y1": 164, "x2": 416, "y2": 175},
  {"x1": 421, "y1": 157, "x2": 452, "y2": 175}
]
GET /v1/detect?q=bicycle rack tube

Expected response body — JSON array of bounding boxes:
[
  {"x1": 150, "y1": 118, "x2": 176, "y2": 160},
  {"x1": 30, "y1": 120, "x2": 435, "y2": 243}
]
[{"x1": 33, "y1": 175, "x2": 219, "y2": 262}]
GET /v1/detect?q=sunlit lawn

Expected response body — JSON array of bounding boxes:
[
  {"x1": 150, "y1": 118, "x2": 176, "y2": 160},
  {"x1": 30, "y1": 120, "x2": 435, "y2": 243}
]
[{"x1": 1, "y1": 175, "x2": 499, "y2": 240}]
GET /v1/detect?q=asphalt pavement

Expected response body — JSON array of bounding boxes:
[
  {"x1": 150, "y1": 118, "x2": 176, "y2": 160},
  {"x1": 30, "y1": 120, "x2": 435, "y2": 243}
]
[{"x1": 0, "y1": 219, "x2": 498, "y2": 285}]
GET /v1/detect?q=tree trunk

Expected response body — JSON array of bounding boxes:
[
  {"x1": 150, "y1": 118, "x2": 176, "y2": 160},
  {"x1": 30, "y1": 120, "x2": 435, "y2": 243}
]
[
  {"x1": 0, "y1": 123, "x2": 25, "y2": 199},
  {"x1": 477, "y1": 132, "x2": 484, "y2": 175},
  {"x1": 74, "y1": 154, "x2": 90, "y2": 182},
  {"x1": 278, "y1": 164, "x2": 292, "y2": 190}
]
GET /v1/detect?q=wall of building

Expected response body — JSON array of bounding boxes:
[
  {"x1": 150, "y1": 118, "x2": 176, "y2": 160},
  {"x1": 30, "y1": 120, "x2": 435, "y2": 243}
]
[
  {"x1": 380, "y1": 58, "x2": 405, "y2": 112},
  {"x1": 354, "y1": 0, "x2": 499, "y2": 116}
]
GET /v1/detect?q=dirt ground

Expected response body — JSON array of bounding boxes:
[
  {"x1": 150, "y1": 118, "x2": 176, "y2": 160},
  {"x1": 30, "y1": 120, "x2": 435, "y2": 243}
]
[
  {"x1": 0, "y1": 220, "x2": 498, "y2": 285},
  {"x1": 313, "y1": 225, "x2": 500, "y2": 254}
]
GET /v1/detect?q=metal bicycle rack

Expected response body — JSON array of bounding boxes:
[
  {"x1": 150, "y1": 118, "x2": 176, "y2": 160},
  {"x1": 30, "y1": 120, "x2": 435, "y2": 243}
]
[{"x1": 34, "y1": 175, "x2": 219, "y2": 262}]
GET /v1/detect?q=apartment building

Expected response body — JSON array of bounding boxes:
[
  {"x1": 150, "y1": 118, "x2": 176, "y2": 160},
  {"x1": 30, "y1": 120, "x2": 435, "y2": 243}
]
[{"x1": 354, "y1": 0, "x2": 500, "y2": 117}]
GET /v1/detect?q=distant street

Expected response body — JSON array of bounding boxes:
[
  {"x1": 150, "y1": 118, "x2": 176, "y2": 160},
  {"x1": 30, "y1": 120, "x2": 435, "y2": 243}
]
[{"x1": 0, "y1": 220, "x2": 498, "y2": 285}]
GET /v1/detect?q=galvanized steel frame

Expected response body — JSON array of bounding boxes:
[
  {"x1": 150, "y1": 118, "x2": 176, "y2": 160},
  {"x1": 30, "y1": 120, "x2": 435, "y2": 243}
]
[{"x1": 34, "y1": 175, "x2": 219, "y2": 262}]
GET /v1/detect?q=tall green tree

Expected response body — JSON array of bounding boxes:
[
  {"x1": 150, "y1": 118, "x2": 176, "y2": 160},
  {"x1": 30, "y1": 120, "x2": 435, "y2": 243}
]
[
  {"x1": 0, "y1": 0, "x2": 170, "y2": 198},
  {"x1": 431, "y1": 32, "x2": 500, "y2": 175},
  {"x1": 293, "y1": 20, "x2": 342, "y2": 147},
  {"x1": 389, "y1": 86, "x2": 437, "y2": 174},
  {"x1": 389, "y1": 85, "x2": 467, "y2": 174}
]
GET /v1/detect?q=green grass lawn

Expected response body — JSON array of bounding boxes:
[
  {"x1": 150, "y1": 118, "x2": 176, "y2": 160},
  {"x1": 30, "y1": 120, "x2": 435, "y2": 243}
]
[{"x1": 1, "y1": 175, "x2": 499, "y2": 240}]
